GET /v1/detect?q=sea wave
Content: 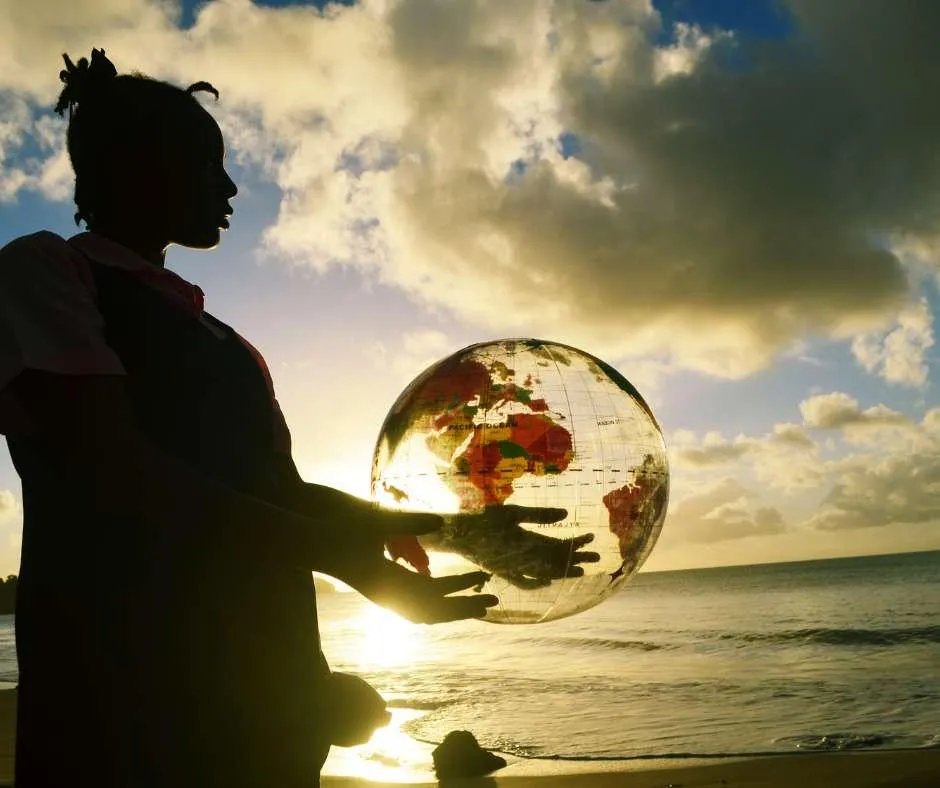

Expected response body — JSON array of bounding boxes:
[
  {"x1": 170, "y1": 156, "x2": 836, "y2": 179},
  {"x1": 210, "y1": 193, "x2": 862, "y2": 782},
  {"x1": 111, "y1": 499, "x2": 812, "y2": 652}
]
[
  {"x1": 528, "y1": 636, "x2": 670, "y2": 652},
  {"x1": 506, "y1": 744, "x2": 938, "y2": 761},
  {"x1": 411, "y1": 736, "x2": 940, "y2": 761},
  {"x1": 776, "y1": 732, "x2": 897, "y2": 751},
  {"x1": 386, "y1": 698, "x2": 455, "y2": 711},
  {"x1": 511, "y1": 626, "x2": 940, "y2": 652},
  {"x1": 719, "y1": 625, "x2": 940, "y2": 647},
  {"x1": 408, "y1": 736, "x2": 939, "y2": 761}
]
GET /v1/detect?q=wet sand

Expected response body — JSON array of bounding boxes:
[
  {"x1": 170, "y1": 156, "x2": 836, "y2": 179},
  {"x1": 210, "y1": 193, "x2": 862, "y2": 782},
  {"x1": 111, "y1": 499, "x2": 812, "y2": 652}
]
[{"x1": 323, "y1": 748, "x2": 940, "y2": 787}]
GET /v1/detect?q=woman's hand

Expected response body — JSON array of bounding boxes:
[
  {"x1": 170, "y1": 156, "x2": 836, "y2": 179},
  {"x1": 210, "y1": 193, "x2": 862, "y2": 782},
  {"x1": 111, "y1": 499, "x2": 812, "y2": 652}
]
[
  {"x1": 433, "y1": 506, "x2": 601, "y2": 589},
  {"x1": 345, "y1": 559, "x2": 495, "y2": 623},
  {"x1": 325, "y1": 672, "x2": 391, "y2": 747},
  {"x1": 311, "y1": 492, "x2": 498, "y2": 623}
]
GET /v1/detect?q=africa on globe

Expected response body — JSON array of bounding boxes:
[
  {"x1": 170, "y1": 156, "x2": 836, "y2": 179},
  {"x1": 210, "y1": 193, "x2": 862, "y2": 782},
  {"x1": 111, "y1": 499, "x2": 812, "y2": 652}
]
[{"x1": 371, "y1": 339, "x2": 669, "y2": 624}]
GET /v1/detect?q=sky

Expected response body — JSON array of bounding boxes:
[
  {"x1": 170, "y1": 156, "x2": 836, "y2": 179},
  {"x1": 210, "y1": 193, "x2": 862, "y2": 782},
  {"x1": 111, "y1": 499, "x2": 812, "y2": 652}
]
[{"x1": 2, "y1": 0, "x2": 940, "y2": 577}]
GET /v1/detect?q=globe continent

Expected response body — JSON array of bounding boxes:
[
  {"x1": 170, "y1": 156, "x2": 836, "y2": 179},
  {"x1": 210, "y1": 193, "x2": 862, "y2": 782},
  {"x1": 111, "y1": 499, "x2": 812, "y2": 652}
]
[{"x1": 371, "y1": 339, "x2": 669, "y2": 624}]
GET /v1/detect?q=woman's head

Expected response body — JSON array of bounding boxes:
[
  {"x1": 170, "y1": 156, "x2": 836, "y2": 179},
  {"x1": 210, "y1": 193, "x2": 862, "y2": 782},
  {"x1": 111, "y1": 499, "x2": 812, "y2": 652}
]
[{"x1": 55, "y1": 48, "x2": 237, "y2": 250}]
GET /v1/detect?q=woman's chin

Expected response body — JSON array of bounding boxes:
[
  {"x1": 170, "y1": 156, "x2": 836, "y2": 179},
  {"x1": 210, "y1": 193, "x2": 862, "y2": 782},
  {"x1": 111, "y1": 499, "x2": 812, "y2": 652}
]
[{"x1": 176, "y1": 224, "x2": 224, "y2": 250}]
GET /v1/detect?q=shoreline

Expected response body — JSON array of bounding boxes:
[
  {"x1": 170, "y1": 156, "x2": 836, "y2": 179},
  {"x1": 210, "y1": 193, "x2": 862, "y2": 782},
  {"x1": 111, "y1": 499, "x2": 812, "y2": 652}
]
[
  {"x1": 319, "y1": 706, "x2": 940, "y2": 787},
  {"x1": 323, "y1": 749, "x2": 940, "y2": 787}
]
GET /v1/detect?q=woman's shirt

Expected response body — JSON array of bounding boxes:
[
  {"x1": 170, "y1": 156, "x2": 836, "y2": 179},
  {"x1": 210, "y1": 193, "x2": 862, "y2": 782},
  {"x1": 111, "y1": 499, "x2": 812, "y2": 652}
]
[{"x1": 0, "y1": 230, "x2": 291, "y2": 452}]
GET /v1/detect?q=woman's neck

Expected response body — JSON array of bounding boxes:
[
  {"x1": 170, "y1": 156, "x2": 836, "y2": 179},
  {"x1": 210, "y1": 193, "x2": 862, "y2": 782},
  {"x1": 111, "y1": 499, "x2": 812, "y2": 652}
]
[{"x1": 88, "y1": 221, "x2": 168, "y2": 269}]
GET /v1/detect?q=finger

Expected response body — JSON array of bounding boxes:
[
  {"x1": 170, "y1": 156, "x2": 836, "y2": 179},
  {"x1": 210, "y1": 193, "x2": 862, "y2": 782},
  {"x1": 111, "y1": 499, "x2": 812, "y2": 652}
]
[
  {"x1": 562, "y1": 566, "x2": 585, "y2": 578},
  {"x1": 431, "y1": 571, "x2": 493, "y2": 596},
  {"x1": 505, "y1": 505, "x2": 567, "y2": 524},
  {"x1": 572, "y1": 532, "x2": 595, "y2": 548},
  {"x1": 572, "y1": 550, "x2": 601, "y2": 564},
  {"x1": 505, "y1": 572, "x2": 552, "y2": 590},
  {"x1": 414, "y1": 594, "x2": 499, "y2": 624}
]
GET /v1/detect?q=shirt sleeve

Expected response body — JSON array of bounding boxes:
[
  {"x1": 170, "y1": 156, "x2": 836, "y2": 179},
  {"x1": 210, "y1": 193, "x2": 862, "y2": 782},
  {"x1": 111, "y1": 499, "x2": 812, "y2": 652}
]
[{"x1": 0, "y1": 231, "x2": 125, "y2": 435}]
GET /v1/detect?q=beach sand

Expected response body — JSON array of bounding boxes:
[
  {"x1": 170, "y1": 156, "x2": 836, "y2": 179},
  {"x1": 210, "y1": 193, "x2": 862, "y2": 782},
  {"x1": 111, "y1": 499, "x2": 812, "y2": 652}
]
[
  {"x1": 0, "y1": 689, "x2": 935, "y2": 786},
  {"x1": 322, "y1": 748, "x2": 940, "y2": 787}
]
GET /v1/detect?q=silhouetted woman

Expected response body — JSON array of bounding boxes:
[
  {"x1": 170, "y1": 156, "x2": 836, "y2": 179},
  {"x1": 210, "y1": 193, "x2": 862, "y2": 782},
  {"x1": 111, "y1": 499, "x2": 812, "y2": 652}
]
[{"x1": 0, "y1": 49, "x2": 499, "y2": 787}]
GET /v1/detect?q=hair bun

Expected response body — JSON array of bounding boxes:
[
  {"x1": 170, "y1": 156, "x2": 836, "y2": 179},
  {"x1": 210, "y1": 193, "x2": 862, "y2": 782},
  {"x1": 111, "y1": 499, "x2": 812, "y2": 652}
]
[{"x1": 55, "y1": 48, "x2": 117, "y2": 117}]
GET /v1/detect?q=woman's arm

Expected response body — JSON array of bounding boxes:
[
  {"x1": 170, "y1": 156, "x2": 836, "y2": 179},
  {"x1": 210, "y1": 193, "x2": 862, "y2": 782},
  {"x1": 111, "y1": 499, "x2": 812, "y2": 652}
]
[
  {"x1": 289, "y1": 477, "x2": 599, "y2": 590},
  {"x1": 10, "y1": 370, "x2": 495, "y2": 622},
  {"x1": 9, "y1": 370, "x2": 425, "y2": 577}
]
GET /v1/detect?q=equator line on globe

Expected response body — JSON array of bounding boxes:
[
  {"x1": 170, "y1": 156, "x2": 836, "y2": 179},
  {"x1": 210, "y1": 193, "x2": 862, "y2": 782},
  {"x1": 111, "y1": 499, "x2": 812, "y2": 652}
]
[{"x1": 371, "y1": 339, "x2": 669, "y2": 624}]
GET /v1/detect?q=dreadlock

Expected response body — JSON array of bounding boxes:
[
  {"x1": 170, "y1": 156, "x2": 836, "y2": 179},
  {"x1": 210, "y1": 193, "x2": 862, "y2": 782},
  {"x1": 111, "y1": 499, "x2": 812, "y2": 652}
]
[{"x1": 55, "y1": 48, "x2": 220, "y2": 227}]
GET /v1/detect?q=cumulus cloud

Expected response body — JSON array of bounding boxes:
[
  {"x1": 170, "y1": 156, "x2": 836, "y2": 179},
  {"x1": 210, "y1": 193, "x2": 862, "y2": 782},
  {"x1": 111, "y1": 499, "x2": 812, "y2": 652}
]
[
  {"x1": 771, "y1": 422, "x2": 815, "y2": 449},
  {"x1": 799, "y1": 392, "x2": 911, "y2": 431},
  {"x1": 364, "y1": 328, "x2": 452, "y2": 383},
  {"x1": 664, "y1": 478, "x2": 786, "y2": 543},
  {"x1": 674, "y1": 434, "x2": 753, "y2": 467},
  {"x1": 6, "y1": 0, "x2": 940, "y2": 376},
  {"x1": 653, "y1": 22, "x2": 726, "y2": 83},
  {"x1": 0, "y1": 491, "x2": 17, "y2": 520},
  {"x1": 672, "y1": 423, "x2": 815, "y2": 467},
  {"x1": 670, "y1": 421, "x2": 823, "y2": 494},
  {"x1": 808, "y1": 448, "x2": 940, "y2": 531},
  {"x1": 923, "y1": 408, "x2": 940, "y2": 434},
  {"x1": 851, "y1": 299, "x2": 934, "y2": 388},
  {"x1": 670, "y1": 394, "x2": 940, "y2": 534}
]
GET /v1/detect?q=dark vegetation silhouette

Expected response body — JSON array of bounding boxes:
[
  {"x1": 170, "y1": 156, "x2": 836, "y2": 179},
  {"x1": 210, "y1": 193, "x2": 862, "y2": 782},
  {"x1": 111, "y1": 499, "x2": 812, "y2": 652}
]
[{"x1": 0, "y1": 576, "x2": 15, "y2": 615}]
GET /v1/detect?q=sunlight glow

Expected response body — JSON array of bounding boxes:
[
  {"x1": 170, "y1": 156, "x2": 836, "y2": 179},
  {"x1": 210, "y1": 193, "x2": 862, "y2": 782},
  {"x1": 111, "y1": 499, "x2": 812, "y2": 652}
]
[
  {"x1": 320, "y1": 708, "x2": 437, "y2": 783},
  {"x1": 352, "y1": 603, "x2": 423, "y2": 668}
]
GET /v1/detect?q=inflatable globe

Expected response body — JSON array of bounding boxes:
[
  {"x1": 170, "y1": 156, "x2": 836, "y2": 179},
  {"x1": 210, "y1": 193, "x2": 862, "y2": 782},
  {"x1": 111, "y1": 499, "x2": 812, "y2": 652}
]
[{"x1": 371, "y1": 339, "x2": 668, "y2": 623}]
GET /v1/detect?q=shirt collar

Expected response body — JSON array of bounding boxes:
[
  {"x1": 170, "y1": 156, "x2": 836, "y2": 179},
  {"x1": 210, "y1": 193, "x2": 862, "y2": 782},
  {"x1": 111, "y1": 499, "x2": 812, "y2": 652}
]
[
  {"x1": 68, "y1": 231, "x2": 155, "y2": 272},
  {"x1": 68, "y1": 231, "x2": 206, "y2": 317}
]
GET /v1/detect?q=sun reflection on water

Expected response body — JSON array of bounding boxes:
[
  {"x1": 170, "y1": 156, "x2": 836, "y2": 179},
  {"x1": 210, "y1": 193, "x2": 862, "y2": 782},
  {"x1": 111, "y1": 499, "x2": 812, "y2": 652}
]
[
  {"x1": 320, "y1": 603, "x2": 439, "y2": 780},
  {"x1": 351, "y1": 602, "x2": 424, "y2": 668},
  {"x1": 320, "y1": 707, "x2": 437, "y2": 783}
]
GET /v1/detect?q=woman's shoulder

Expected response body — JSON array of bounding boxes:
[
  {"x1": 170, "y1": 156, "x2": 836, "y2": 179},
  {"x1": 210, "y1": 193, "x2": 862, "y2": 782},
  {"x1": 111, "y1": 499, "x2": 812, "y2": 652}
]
[
  {"x1": 0, "y1": 230, "x2": 86, "y2": 273},
  {"x1": 0, "y1": 230, "x2": 95, "y2": 295},
  {"x1": 0, "y1": 229, "x2": 70, "y2": 255}
]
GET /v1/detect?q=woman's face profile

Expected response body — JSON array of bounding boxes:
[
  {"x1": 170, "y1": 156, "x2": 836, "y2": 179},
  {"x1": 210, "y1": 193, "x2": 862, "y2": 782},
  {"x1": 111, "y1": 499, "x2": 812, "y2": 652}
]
[
  {"x1": 117, "y1": 104, "x2": 237, "y2": 252},
  {"x1": 162, "y1": 107, "x2": 238, "y2": 250}
]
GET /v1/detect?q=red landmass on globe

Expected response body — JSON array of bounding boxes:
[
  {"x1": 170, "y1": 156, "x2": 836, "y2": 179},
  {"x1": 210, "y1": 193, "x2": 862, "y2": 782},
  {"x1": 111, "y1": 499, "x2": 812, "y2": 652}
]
[
  {"x1": 418, "y1": 358, "x2": 491, "y2": 415},
  {"x1": 386, "y1": 358, "x2": 574, "y2": 573},
  {"x1": 602, "y1": 477, "x2": 658, "y2": 559},
  {"x1": 456, "y1": 413, "x2": 574, "y2": 507}
]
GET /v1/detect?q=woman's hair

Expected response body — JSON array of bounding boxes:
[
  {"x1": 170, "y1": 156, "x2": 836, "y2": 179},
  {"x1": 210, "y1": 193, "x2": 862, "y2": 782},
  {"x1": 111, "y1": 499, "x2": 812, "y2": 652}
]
[{"x1": 54, "y1": 48, "x2": 220, "y2": 227}]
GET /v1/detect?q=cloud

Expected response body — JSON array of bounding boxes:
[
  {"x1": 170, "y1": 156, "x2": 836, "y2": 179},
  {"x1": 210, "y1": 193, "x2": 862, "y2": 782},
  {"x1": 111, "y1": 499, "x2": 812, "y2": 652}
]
[
  {"x1": 800, "y1": 395, "x2": 940, "y2": 531},
  {"x1": 5, "y1": 0, "x2": 940, "y2": 377},
  {"x1": 923, "y1": 408, "x2": 940, "y2": 434},
  {"x1": 673, "y1": 432, "x2": 753, "y2": 467},
  {"x1": 851, "y1": 299, "x2": 934, "y2": 388},
  {"x1": 771, "y1": 422, "x2": 815, "y2": 449},
  {"x1": 672, "y1": 422, "x2": 815, "y2": 468},
  {"x1": 669, "y1": 394, "x2": 940, "y2": 533},
  {"x1": 808, "y1": 448, "x2": 940, "y2": 531},
  {"x1": 0, "y1": 491, "x2": 17, "y2": 521},
  {"x1": 671, "y1": 421, "x2": 824, "y2": 495},
  {"x1": 401, "y1": 329, "x2": 450, "y2": 360},
  {"x1": 653, "y1": 23, "x2": 727, "y2": 83},
  {"x1": 663, "y1": 477, "x2": 786, "y2": 544},
  {"x1": 364, "y1": 328, "x2": 452, "y2": 384},
  {"x1": 799, "y1": 392, "x2": 911, "y2": 431}
]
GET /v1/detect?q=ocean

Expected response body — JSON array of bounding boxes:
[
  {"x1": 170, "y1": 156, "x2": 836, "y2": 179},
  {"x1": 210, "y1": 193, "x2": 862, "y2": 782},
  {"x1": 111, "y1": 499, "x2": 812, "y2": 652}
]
[
  {"x1": 318, "y1": 549, "x2": 940, "y2": 762},
  {"x1": 0, "y1": 550, "x2": 936, "y2": 766}
]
